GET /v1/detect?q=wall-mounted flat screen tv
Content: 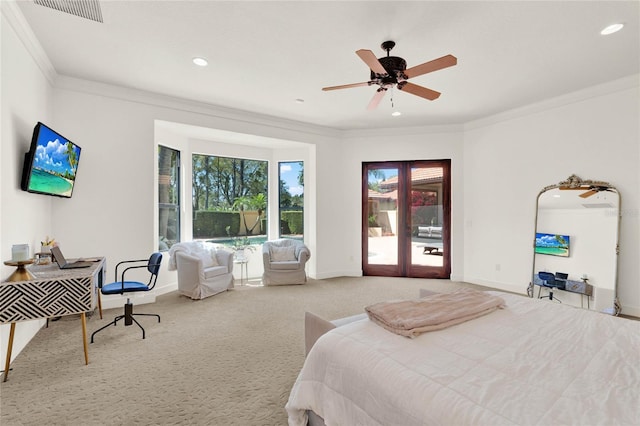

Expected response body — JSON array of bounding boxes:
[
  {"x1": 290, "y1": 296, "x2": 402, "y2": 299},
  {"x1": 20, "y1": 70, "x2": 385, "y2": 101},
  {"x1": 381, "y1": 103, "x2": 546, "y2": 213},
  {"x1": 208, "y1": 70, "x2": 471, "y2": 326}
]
[
  {"x1": 535, "y1": 232, "x2": 570, "y2": 257},
  {"x1": 21, "y1": 122, "x2": 81, "y2": 198}
]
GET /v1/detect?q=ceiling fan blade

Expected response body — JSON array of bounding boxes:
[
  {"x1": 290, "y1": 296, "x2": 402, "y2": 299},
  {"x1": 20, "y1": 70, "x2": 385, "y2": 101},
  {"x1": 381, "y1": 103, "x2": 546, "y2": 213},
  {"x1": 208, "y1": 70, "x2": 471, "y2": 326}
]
[
  {"x1": 356, "y1": 49, "x2": 387, "y2": 75},
  {"x1": 322, "y1": 81, "x2": 373, "y2": 91},
  {"x1": 367, "y1": 89, "x2": 386, "y2": 110},
  {"x1": 580, "y1": 189, "x2": 598, "y2": 198},
  {"x1": 404, "y1": 54, "x2": 457, "y2": 79},
  {"x1": 398, "y1": 82, "x2": 441, "y2": 100}
]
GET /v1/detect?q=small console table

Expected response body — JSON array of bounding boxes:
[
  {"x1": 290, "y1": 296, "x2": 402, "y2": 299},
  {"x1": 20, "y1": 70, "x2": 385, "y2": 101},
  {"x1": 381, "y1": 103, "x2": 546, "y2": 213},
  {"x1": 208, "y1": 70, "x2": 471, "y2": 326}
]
[
  {"x1": 533, "y1": 276, "x2": 593, "y2": 309},
  {"x1": 1, "y1": 258, "x2": 106, "y2": 381}
]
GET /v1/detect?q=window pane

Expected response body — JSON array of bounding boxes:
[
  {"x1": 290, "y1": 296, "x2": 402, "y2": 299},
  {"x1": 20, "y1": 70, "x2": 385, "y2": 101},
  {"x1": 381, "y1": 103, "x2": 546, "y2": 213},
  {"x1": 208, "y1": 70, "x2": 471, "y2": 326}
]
[
  {"x1": 192, "y1": 154, "x2": 268, "y2": 243},
  {"x1": 411, "y1": 167, "x2": 444, "y2": 267},
  {"x1": 279, "y1": 161, "x2": 304, "y2": 239},
  {"x1": 367, "y1": 167, "x2": 398, "y2": 265},
  {"x1": 158, "y1": 145, "x2": 180, "y2": 251}
]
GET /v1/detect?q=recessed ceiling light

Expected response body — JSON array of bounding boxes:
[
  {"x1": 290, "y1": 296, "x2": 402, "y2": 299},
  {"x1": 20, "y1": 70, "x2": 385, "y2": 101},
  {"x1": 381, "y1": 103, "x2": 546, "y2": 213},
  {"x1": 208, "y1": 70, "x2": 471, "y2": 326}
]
[
  {"x1": 601, "y1": 23, "x2": 624, "y2": 35},
  {"x1": 192, "y1": 57, "x2": 208, "y2": 66},
  {"x1": 391, "y1": 111, "x2": 402, "y2": 117},
  {"x1": 295, "y1": 98, "x2": 305, "y2": 104}
]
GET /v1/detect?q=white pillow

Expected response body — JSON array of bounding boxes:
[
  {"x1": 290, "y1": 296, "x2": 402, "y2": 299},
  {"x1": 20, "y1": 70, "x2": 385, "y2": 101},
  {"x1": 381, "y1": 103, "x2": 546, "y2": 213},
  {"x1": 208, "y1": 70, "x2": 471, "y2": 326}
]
[
  {"x1": 195, "y1": 250, "x2": 219, "y2": 268},
  {"x1": 209, "y1": 251, "x2": 220, "y2": 267},
  {"x1": 270, "y1": 245, "x2": 297, "y2": 261}
]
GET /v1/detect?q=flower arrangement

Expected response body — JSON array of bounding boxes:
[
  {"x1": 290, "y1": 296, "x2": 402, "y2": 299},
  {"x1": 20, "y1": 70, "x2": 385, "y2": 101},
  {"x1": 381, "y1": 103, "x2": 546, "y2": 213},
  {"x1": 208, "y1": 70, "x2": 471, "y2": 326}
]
[
  {"x1": 40, "y1": 236, "x2": 57, "y2": 254},
  {"x1": 41, "y1": 236, "x2": 56, "y2": 247}
]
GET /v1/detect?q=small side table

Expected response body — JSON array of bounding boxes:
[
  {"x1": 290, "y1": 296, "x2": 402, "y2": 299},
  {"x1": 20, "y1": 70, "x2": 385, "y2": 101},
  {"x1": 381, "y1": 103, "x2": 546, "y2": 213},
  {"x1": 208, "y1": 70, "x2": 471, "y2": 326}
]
[
  {"x1": 3, "y1": 259, "x2": 35, "y2": 282},
  {"x1": 234, "y1": 257, "x2": 249, "y2": 285}
]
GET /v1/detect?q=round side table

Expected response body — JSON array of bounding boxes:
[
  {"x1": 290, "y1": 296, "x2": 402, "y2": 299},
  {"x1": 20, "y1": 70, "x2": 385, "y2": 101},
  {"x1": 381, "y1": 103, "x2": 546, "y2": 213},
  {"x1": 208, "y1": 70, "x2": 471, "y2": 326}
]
[
  {"x1": 4, "y1": 259, "x2": 36, "y2": 282},
  {"x1": 233, "y1": 257, "x2": 249, "y2": 285}
]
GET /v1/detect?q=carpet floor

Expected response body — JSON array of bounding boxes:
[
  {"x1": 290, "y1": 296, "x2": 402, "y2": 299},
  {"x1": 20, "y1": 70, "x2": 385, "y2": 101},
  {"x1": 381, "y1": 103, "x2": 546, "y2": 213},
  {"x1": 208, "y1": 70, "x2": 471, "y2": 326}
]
[{"x1": 0, "y1": 276, "x2": 489, "y2": 425}]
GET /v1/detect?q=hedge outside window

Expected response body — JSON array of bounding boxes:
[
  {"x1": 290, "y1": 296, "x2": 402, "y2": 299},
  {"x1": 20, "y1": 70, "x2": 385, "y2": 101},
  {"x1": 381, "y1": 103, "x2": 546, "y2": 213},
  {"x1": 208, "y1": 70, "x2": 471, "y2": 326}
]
[
  {"x1": 192, "y1": 154, "x2": 268, "y2": 240},
  {"x1": 158, "y1": 145, "x2": 180, "y2": 251},
  {"x1": 279, "y1": 161, "x2": 304, "y2": 239}
]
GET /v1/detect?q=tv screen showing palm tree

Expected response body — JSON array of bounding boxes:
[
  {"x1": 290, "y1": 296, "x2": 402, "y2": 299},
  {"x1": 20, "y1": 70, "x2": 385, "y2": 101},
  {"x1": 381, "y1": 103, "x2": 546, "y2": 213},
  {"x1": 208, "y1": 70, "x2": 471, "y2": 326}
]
[
  {"x1": 21, "y1": 122, "x2": 81, "y2": 198},
  {"x1": 535, "y1": 233, "x2": 570, "y2": 257}
]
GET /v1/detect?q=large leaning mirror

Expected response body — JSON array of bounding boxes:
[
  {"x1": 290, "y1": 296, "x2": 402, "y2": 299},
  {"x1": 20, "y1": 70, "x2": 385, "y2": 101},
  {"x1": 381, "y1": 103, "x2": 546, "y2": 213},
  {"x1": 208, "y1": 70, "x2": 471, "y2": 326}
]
[{"x1": 527, "y1": 174, "x2": 621, "y2": 315}]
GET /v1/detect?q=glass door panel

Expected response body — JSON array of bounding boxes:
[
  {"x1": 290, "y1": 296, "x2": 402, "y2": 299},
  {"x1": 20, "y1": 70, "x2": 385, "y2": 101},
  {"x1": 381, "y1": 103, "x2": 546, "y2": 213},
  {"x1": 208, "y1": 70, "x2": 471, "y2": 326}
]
[
  {"x1": 410, "y1": 167, "x2": 444, "y2": 269},
  {"x1": 363, "y1": 160, "x2": 450, "y2": 279},
  {"x1": 366, "y1": 167, "x2": 399, "y2": 270}
]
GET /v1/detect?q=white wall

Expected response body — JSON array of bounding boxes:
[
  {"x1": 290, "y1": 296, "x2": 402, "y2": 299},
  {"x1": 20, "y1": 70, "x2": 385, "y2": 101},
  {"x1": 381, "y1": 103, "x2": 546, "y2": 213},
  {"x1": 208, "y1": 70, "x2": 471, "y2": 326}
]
[
  {"x1": 340, "y1": 127, "x2": 465, "y2": 279},
  {"x1": 535, "y1": 208, "x2": 618, "y2": 310},
  {"x1": 1, "y1": 7, "x2": 56, "y2": 365},
  {"x1": 49, "y1": 85, "x2": 334, "y2": 299},
  {"x1": 536, "y1": 209, "x2": 618, "y2": 290},
  {"x1": 463, "y1": 79, "x2": 640, "y2": 315}
]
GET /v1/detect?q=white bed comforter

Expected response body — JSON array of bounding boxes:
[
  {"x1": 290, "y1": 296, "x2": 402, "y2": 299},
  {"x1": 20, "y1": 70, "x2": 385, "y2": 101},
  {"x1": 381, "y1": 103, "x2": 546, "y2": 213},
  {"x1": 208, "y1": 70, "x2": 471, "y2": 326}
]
[{"x1": 286, "y1": 292, "x2": 640, "y2": 426}]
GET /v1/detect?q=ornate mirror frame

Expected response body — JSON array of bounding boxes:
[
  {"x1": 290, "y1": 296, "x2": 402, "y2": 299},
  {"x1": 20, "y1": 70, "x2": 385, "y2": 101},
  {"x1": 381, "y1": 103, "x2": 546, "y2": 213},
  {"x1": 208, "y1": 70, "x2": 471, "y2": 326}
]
[{"x1": 527, "y1": 174, "x2": 621, "y2": 315}]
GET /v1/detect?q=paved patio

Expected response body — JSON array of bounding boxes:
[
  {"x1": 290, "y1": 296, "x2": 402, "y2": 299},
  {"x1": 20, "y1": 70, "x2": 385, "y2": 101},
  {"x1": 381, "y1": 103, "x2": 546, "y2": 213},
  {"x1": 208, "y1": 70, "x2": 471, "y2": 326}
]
[{"x1": 367, "y1": 235, "x2": 444, "y2": 267}]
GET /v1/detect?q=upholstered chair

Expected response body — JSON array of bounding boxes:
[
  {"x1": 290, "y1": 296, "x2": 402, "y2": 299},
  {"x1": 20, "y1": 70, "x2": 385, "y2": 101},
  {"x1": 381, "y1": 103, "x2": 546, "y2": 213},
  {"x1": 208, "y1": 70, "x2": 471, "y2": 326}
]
[
  {"x1": 262, "y1": 239, "x2": 310, "y2": 285},
  {"x1": 168, "y1": 241, "x2": 234, "y2": 299}
]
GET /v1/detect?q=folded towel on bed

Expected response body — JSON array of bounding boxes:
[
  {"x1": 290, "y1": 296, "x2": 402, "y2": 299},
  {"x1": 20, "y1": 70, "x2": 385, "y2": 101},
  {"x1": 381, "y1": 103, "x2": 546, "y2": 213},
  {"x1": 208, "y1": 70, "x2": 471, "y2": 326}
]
[{"x1": 365, "y1": 288, "x2": 506, "y2": 338}]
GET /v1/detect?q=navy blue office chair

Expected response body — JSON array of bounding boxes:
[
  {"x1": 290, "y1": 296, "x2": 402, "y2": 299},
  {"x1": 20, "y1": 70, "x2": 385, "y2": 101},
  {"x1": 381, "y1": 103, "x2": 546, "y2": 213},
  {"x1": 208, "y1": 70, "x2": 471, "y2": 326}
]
[
  {"x1": 538, "y1": 271, "x2": 562, "y2": 303},
  {"x1": 91, "y1": 253, "x2": 162, "y2": 343}
]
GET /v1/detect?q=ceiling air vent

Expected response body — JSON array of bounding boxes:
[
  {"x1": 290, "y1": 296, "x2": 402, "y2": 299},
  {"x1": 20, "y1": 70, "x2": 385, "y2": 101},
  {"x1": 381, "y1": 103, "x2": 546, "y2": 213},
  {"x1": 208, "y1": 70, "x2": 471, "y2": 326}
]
[{"x1": 34, "y1": 0, "x2": 103, "y2": 23}]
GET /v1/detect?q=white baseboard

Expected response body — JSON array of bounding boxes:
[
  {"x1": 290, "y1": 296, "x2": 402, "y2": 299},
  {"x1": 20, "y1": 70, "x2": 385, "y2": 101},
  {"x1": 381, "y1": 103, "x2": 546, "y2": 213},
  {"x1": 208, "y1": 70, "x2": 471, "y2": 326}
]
[
  {"x1": 312, "y1": 269, "x2": 362, "y2": 280},
  {"x1": 465, "y1": 277, "x2": 529, "y2": 295},
  {"x1": 620, "y1": 304, "x2": 640, "y2": 318}
]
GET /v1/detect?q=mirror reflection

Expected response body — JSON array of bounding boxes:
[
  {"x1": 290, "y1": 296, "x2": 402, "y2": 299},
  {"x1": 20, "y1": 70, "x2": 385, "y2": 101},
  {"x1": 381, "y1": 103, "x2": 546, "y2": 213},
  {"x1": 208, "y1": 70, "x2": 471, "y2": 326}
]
[{"x1": 529, "y1": 175, "x2": 620, "y2": 315}]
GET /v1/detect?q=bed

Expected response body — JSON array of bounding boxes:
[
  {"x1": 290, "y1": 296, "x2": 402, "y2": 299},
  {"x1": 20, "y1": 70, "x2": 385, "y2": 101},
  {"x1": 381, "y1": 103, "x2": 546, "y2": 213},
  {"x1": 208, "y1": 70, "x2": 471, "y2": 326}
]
[{"x1": 286, "y1": 290, "x2": 640, "y2": 425}]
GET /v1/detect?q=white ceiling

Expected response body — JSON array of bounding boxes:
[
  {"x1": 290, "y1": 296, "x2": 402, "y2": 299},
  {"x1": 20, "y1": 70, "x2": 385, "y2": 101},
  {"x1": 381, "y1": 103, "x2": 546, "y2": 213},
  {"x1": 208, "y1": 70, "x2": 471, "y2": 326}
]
[{"x1": 15, "y1": 0, "x2": 640, "y2": 131}]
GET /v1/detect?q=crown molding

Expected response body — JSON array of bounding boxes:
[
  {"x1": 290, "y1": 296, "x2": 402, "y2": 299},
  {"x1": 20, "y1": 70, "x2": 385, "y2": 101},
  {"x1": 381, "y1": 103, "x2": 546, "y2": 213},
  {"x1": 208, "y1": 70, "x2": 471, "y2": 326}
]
[
  {"x1": 55, "y1": 74, "x2": 342, "y2": 141},
  {"x1": 341, "y1": 123, "x2": 464, "y2": 139},
  {"x1": 1, "y1": 0, "x2": 56, "y2": 85},
  {"x1": 464, "y1": 74, "x2": 640, "y2": 131}
]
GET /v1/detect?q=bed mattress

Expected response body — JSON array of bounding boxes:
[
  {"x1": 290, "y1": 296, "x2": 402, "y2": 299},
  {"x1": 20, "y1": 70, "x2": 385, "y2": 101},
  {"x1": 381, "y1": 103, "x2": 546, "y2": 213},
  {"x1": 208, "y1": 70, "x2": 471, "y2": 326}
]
[{"x1": 286, "y1": 292, "x2": 640, "y2": 425}]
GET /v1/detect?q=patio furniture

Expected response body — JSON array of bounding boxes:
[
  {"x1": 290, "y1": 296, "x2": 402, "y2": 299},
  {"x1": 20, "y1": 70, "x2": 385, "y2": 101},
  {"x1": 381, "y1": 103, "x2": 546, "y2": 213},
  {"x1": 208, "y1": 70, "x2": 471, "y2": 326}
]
[
  {"x1": 417, "y1": 226, "x2": 442, "y2": 238},
  {"x1": 416, "y1": 244, "x2": 442, "y2": 255}
]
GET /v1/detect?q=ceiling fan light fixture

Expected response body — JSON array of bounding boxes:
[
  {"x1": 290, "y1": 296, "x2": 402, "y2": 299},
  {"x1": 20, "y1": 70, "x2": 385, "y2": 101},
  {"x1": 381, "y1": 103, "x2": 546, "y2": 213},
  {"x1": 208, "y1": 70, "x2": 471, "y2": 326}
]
[
  {"x1": 322, "y1": 41, "x2": 456, "y2": 110},
  {"x1": 601, "y1": 23, "x2": 624, "y2": 35},
  {"x1": 192, "y1": 57, "x2": 208, "y2": 67}
]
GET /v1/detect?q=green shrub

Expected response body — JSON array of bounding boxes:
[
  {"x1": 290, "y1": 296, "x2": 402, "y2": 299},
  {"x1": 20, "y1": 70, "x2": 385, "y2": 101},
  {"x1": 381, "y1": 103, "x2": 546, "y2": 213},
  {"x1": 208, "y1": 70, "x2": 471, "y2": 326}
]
[
  {"x1": 194, "y1": 211, "x2": 240, "y2": 238},
  {"x1": 281, "y1": 211, "x2": 303, "y2": 234}
]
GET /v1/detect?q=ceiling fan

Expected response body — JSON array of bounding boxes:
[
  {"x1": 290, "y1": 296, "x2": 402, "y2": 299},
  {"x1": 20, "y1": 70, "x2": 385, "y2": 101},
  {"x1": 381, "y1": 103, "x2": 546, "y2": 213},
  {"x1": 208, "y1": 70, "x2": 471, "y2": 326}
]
[
  {"x1": 579, "y1": 185, "x2": 616, "y2": 198},
  {"x1": 322, "y1": 40, "x2": 457, "y2": 110},
  {"x1": 560, "y1": 185, "x2": 615, "y2": 198}
]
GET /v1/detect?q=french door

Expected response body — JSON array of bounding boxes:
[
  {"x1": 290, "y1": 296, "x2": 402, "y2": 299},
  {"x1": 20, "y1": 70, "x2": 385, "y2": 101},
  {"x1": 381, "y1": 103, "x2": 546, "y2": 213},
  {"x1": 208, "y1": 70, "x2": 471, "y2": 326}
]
[{"x1": 362, "y1": 160, "x2": 451, "y2": 278}]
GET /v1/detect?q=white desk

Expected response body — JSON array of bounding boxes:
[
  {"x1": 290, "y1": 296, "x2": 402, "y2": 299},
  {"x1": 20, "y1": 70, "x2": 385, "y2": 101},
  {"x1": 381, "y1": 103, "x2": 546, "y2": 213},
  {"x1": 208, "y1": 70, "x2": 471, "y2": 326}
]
[
  {"x1": 0, "y1": 258, "x2": 106, "y2": 381},
  {"x1": 533, "y1": 276, "x2": 593, "y2": 309}
]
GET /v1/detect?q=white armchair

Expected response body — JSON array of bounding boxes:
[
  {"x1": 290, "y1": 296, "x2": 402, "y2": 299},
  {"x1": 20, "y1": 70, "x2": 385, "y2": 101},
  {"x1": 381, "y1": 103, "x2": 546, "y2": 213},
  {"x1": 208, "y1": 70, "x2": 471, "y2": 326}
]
[
  {"x1": 168, "y1": 241, "x2": 234, "y2": 300},
  {"x1": 262, "y1": 239, "x2": 310, "y2": 285}
]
